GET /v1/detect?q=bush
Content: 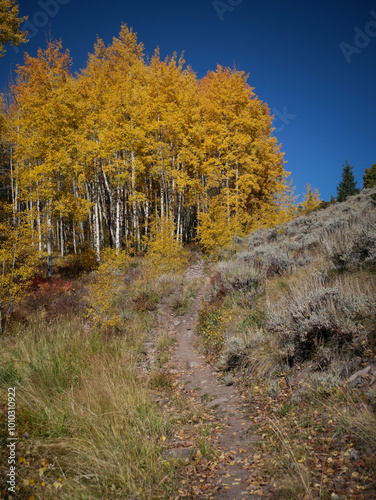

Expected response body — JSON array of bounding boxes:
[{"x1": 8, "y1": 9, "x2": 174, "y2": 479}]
[
  {"x1": 87, "y1": 249, "x2": 130, "y2": 333},
  {"x1": 197, "y1": 307, "x2": 228, "y2": 356},
  {"x1": 25, "y1": 277, "x2": 86, "y2": 320},
  {"x1": 217, "y1": 259, "x2": 264, "y2": 293},
  {"x1": 322, "y1": 218, "x2": 376, "y2": 272},
  {"x1": 267, "y1": 281, "x2": 375, "y2": 364},
  {"x1": 56, "y1": 248, "x2": 98, "y2": 277}
]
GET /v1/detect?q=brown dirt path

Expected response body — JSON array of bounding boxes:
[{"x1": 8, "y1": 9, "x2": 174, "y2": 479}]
[{"x1": 162, "y1": 262, "x2": 268, "y2": 499}]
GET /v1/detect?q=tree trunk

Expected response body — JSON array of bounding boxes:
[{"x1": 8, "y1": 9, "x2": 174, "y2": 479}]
[
  {"x1": 47, "y1": 209, "x2": 52, "y2": 278},
  {"x1": 93, "y1": 202, "x2": 100, "y2": 263}
]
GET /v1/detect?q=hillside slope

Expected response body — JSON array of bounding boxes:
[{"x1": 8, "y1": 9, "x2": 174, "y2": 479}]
[{"x1": 195, "y1": 186, "x2": 376, "y2": 498}]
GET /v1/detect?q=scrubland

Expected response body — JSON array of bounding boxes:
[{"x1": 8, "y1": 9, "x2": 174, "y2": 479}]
[
  {"x1": 198, "y1": 187, "x2": 376, "y2": 498},
  {"x1": 1, "y1": 188, "x2": 375, "y2": 499}
]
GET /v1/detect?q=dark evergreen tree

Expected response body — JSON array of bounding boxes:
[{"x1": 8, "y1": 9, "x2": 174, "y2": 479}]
[
  {"x1": 336, "y1": 160, "x2": 359, "y2": 202},
  {"x1": 363, "y1": 164, "x2": 376, "y2": 189}
]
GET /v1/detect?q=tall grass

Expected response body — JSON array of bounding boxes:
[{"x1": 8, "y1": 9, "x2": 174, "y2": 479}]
[
  {"x1": 0, "y1": 252, "x2": 191, "y2": 499},
  {"x1": 0, "y1": 315, "x2": 175, "y2": 499}
]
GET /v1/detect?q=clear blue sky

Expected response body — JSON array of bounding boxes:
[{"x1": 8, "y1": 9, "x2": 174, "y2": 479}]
[{"x1": 1, "y1": 0, "x2": 375, "y2": 201}]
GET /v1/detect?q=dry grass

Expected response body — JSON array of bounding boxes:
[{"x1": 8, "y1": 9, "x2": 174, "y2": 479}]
[
  {"x1": 0, "y1": 255, "x2": 192, "y2": 499},
  {"x1": 197, "y1": 188, "x2": 376, "y2": 497},
  {"x1": 0, "y1": 316, "x2": 175, "y2": 499}
]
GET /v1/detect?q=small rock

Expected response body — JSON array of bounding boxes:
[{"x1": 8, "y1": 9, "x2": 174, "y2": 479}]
[
  {"x1": 173, "y1": 320, "x2": 181, "y2": 326},
  {"x1": 348, "y1": 366, "x2": 372, "y2": 388}
]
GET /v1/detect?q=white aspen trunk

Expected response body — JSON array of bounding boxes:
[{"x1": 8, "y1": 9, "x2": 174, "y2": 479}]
[
  {"x1": 29, "y1": 198, "x2": 34, "y2": 248},
  {"x1": 177, "y1": 192, "x2": 184, "y2": 244},
  {"x1": 131, "y1": 151, "x2": 141, "y2": 250},
  {"x1": 60, "y1": 215, "x2": 64, "y2": 257},
  {"x1": 79, "y1": 221, "x2": 85, "y2": 248},
  {"x1": 56, "y1": 220, "x2": 60, "y2": 255},
  {"x1": 115, "y1": 186, "x2": 121, "y2": 252},
  {"x1": 9, "y1": 147, "x2": 16, "y2": 225},
  {"x1": 94, "y1": 202, "x2": 100, "y2": 263},
  {"x1": 102, "y1": 168, "x2": 115, "y2": 244},
  {"x1": 124, "y1": 187, "x2": 129, "y2": 244},
  {"x1": 37, "y1": 193, "x2": 42, "y2": 254},
  {"x1": 160, "y1": 182, "x2": 164, "y2": 221},
  {"x1": 85, "y1": 182, "x2": 93, "y2": 249},
  {"x1": 72, "y1": 221, "x2": 77, "y2": 255},
  {"x1": 47, "y1": 209, "x2": 52, "y2": 278},
  {"x1": 98, "y1": 195, "x2": 104, "y2": 245}
]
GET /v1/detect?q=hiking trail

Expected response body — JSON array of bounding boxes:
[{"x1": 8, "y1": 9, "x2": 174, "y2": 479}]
[{"x1": 155, "y1": 261, "x2": 269, "y2": 499}]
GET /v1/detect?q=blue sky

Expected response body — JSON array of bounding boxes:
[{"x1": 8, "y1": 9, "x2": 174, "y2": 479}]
[{"x1": 1, "y1": 0, "x2": 375, "y2": 201}]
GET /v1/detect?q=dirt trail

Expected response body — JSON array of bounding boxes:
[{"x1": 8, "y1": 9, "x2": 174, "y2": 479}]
[{"x1": 161, "y1": 262, "x2": 266, "y2": 499}]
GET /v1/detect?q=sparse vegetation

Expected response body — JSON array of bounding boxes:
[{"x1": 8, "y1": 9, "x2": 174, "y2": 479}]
[
  {"x1": 197, "y1": 186, "x2": 376, "y2": 497},
  {"x1": 0, "y1": 251, "x2": 197, "y2": 499},
  {"x1": 1, "y1": 187, "x2": 375, "y2": 499}
]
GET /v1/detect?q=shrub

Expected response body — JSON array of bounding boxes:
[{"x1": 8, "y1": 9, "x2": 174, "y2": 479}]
[
  {"x1": 197, "y1": 307, "x2": 228, "y2": 356},
  {"x1": 322, "y1": 218, "x2": 376, "y2": 272},
  {"x1": 267, "y1": 280, "x2": 376, "y2": 364},
  {"x1": 217, "y1": 259, "x2": 264, "y2": 293},
  {"x1": 25, "y1": 277, "x2": 86, "y2": 320},
  {"x1": 218, "y1": 336, "x2": 246, "y2": 370},
  {"x1": 87, "y1": 249, "x2": 130, "y2": 333},
  {"x1": 146, "y1": 216, "x2": 189, "y2": 277},
  {"x1": 56, "y1": 248, "x2": 98, "y2": 277}
]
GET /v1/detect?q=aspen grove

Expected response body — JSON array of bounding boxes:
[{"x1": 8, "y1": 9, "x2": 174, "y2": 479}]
[{"x1": 0, "y1": 25, "x2": 288, "y2": 272}]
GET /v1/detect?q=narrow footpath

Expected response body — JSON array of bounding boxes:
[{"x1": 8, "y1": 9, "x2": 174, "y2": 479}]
[{"x1": 160, "y1": 262, "x2": 269, "y2": 499}]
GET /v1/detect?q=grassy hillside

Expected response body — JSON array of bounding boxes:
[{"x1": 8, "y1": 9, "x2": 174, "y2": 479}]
[
  {"x1": 0, "y1": 253, "x2": 209, "y2": 499},
  {"x1": 0, "y1": 187, "x2": 375, "y2": 499},
  {"x1": 197, "y1": 186, "x2": 376, "y2": 498}
]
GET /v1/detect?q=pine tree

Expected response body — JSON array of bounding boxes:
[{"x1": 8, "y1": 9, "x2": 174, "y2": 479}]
[
  {"x1": 363, "y1": 164, "x2": 376, "y2": 189},
  {"x1": 336, "y1": 160, "x2": 359, "y2": 202}
]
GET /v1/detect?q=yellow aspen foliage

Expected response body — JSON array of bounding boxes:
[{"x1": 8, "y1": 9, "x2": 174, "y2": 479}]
[
  {"x1": 197, "y1": 196, "x2": 241, "y2": 256},
  {"x1": 253, "y1": 178, "x2": 298, "y2": 229},
  {"x1": 275, "y1": 178, "x2": 299, "y2": 224},
  {"x1": 196, "y1": 66, "x2": 287, "y2": 249},
  {"x1": 0, "y1": 0, "x2": 27, "y2": 56},
  {"x1": 3, "y1": 27, "x2": 292, "y2": 260},
  {"x1": 299, "y1": 184, "x2": 320, "y2": 215},
  {"x1": 146, "y1": 216, "x2": 189, "y2": 277},
  {"x1": 87, "y1": 249, "x2": 129, "y2": 332},
  {"x1": 0, "y1": 203, "x2": 39, "y2": 331}
]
